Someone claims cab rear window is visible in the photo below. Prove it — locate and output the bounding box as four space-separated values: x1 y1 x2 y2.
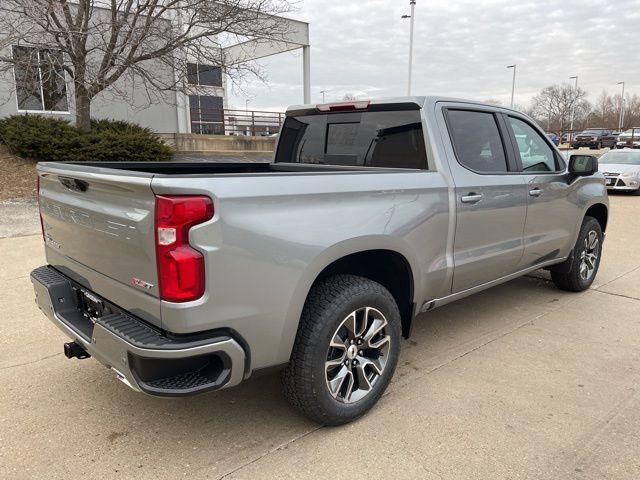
275 110 428 169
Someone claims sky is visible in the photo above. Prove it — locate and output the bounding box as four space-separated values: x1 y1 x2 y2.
227 0 640 111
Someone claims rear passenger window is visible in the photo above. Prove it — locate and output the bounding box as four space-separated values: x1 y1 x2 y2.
446 110 508 173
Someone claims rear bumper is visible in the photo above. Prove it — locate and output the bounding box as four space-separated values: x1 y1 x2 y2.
30 265 247 396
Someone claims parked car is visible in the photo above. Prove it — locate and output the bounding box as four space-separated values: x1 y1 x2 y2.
31 97 608 425
613 128 640 149
546 132 560 145
599 149 640 194
571 128 617 149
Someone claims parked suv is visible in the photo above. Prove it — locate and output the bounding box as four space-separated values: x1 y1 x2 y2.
614 128 640 149
31 97 608 425
571 128 617 149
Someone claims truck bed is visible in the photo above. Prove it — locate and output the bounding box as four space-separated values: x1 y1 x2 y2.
52 161 389 176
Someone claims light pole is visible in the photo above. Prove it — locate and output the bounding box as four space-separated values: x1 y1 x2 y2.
507 64 516 108
320 90 327 103
617 81 625 130
402 0 416 95
569 75 578 140
245 99 250 112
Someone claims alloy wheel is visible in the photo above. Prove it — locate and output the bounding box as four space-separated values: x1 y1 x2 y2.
579 230 600 281
325 307 391 404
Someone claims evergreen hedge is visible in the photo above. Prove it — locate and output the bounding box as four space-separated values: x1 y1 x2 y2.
0 115 173 162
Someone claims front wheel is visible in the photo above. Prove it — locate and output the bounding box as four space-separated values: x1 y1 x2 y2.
281 274 401 425
551 216 603 292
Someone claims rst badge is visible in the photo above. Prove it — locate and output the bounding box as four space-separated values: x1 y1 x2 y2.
131 277 154 290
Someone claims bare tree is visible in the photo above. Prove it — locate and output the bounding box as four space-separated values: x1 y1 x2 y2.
342 93 358 101
582 90 640 131
529 84 591 134
591 90 618 128
0 0 294 131
623 93 640 129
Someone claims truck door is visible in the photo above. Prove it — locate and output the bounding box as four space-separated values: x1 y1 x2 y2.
443 107 527 293
503 114 578 269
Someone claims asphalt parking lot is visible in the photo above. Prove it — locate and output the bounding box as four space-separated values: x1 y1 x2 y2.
1 193 639 480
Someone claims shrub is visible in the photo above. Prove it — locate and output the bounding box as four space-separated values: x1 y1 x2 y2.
0 115 173 162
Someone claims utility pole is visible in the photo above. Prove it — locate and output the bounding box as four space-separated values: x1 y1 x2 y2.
569 75 578 142
402 0 417 95
507 65 516 108
617 81 626 130
569 75 578 138
320 90 326 103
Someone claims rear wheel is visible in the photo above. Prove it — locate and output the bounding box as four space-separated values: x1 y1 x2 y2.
551 216 602 292
281 274 401 425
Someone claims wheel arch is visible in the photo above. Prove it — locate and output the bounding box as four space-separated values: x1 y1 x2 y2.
276 237 421 365
312 249 416 338
585 202 608 232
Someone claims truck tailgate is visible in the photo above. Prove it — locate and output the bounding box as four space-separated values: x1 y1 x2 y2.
37 163 161 326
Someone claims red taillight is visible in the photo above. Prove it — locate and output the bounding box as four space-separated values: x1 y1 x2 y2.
37 175 44 240
155 195 214 302
316 101 370 112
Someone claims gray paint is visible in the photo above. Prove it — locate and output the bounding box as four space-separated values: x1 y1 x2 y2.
34 96 609 381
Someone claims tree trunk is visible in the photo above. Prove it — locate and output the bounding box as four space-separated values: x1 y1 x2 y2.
75 88 91 132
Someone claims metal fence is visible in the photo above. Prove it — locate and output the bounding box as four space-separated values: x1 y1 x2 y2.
190 108 285 136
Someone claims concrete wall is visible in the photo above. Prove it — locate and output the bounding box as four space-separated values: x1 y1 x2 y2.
163 134 276 153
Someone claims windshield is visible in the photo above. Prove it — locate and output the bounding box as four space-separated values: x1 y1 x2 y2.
599 151 640 165
582 129 604 135
274 109 427 169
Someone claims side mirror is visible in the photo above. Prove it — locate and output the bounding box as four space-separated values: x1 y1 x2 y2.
569 154 598 176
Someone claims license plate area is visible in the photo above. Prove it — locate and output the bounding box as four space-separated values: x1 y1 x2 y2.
606 178 615 186
74 286 112 323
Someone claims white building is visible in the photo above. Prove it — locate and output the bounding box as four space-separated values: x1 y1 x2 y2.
0 10 310 135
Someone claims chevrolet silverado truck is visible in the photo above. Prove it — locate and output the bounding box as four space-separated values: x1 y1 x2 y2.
571 128 617 149
32 97 608 425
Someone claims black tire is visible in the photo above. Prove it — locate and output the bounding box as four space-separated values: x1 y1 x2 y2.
551 216 603 292
281 274 401 425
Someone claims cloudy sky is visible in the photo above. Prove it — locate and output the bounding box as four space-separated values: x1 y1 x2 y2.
228 0 639 111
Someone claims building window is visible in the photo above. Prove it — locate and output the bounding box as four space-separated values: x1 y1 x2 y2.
189 95 224 134
187 63 223 87
12 46 69 113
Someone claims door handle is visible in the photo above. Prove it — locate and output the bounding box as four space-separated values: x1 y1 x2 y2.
529 188 543 197
461 193 483 204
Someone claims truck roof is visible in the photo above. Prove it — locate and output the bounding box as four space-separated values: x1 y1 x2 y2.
286 96 525 116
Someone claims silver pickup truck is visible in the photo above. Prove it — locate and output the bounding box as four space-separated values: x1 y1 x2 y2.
31 97 608 425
